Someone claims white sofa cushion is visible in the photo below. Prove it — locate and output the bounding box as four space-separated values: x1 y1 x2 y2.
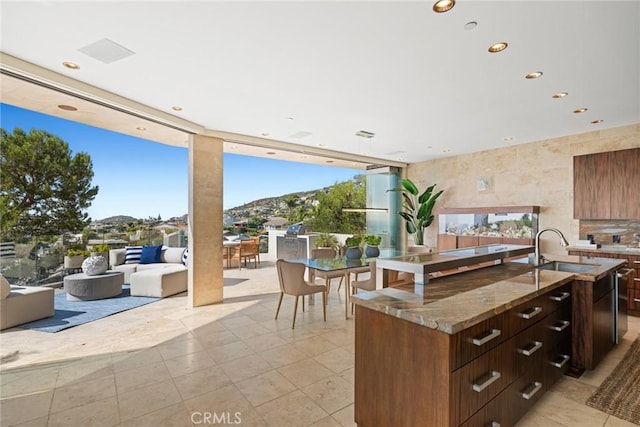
162 247 186 264
1 274 10 300
130 265 187 298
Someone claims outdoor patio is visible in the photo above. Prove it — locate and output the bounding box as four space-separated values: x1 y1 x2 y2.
1 263 638 426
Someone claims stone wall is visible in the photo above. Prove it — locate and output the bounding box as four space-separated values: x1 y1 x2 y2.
408 123 640 255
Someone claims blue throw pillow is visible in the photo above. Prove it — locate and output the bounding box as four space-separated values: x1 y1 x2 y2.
139 245 163 264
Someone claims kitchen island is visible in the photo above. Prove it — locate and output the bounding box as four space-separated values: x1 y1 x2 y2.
351 250 625 427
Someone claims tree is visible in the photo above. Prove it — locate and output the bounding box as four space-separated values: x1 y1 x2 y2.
283 195 300 223
308 179 366 234
0 128 99 239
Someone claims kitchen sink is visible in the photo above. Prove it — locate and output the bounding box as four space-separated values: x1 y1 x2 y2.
537 261 597 273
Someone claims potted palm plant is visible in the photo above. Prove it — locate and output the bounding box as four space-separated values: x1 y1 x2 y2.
315 232 340 251
389 178 444 247
364 234 382 257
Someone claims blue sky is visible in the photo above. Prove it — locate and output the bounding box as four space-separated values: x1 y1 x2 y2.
0 103 361 220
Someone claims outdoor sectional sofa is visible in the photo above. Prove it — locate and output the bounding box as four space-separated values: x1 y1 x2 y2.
1 274 54 330
109 246 188 298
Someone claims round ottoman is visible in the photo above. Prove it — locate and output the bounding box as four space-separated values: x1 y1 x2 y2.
63 271 124 301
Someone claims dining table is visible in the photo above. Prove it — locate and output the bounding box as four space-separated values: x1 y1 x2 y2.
223 240 241 268
289 256 372 320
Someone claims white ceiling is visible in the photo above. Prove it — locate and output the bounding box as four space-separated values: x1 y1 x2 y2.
1 1 639 167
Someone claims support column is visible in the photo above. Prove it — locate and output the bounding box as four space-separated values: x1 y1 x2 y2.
188 134 224 307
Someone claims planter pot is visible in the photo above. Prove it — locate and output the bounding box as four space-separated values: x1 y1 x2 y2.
365 245 380 258
345 247 362 260
82 254 108 276
64 255 85 269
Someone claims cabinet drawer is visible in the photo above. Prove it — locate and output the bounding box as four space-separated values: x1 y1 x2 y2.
546 285 572 313
629 287 640 312
512 320 548 376
508 295 549 336
452 312 509 369
452 339 516 425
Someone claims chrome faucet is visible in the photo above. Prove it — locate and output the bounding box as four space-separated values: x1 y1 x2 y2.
535 228 570 265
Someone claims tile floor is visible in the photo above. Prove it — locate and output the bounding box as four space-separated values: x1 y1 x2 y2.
1 262 638 426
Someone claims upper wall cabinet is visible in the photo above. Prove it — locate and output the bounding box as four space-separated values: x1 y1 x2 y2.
574 148 640 220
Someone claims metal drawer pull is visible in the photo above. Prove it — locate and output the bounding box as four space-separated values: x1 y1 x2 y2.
550 320 570 332
473 370 501 393
518 341 543 356
550 292 570 302
517 306 542 319
634 261 640 264
472 328 501 346
521 381 542 400
634 298 640 303
634 278 640 282
551 354 570 368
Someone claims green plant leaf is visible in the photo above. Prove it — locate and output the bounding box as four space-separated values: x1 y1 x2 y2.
400 178 419 196
418 184 436 204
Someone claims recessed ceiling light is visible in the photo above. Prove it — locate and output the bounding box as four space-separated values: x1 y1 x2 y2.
464 21 478 31
432 0 455 13
286 117 294 121
318 143 325 147
171 106 183 111
503 137 513 142
266 151 276 155
442 149 451 153
488 42 508 53
62 61 80 70
525 71 543 79
552 92 568 99
57 104 77 111
591 119 604 124
573 108 588 114
427 146 433 149
261 132 270 137
136 126 146 131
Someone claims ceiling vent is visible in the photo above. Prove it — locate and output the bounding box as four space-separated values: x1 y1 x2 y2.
355 130 375 138
78 38 135 64
289 131 312 139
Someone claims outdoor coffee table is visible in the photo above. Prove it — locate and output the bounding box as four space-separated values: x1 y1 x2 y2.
63 270 124 301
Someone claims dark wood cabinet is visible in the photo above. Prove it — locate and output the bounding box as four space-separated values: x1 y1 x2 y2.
574 151 611 219
571 274 615 373
610 148 640 219
569 250 640 316
574 148 640 219
354 283 571 426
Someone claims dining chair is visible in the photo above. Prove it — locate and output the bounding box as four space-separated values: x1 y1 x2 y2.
310 248 345 296
275 259 327 329
230 238 258 270
350 260 376 314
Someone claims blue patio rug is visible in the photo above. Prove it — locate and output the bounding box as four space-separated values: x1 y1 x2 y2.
17 285 160 333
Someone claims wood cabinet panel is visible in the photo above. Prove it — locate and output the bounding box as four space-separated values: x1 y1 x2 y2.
574 151 611 219
610 148 640 219
438 234 458 251
458 236 480 248
478 236 503 246
573 148 640 219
